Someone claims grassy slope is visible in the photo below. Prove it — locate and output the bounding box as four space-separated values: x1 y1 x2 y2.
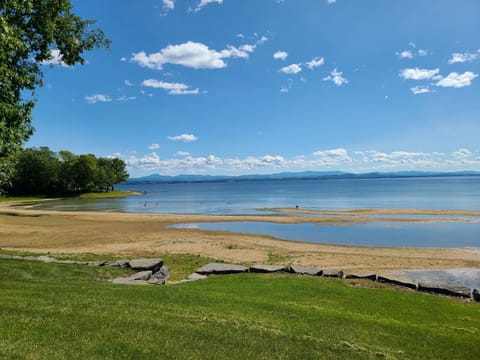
1 260 479 359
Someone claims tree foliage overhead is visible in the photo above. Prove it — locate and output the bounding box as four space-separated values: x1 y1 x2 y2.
0 0 109 190
10 147 129 195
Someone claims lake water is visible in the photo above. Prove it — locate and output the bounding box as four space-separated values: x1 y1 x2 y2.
32 176 480 248
35 176 480 214
170 221 480 248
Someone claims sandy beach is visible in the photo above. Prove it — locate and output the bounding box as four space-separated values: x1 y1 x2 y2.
1 200 480 272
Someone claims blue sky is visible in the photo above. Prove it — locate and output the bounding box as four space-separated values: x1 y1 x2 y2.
28 0 480 176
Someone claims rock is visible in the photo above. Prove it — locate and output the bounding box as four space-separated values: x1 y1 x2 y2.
170 273 208 285
345 273 377 281
250 264 289 273
418 283 472 298
36 255 57 263
23 256 37 261
196 263 248 275
111 271 153 286
152 266 170 279
112 278 150 286
322 270 344 278
186 273 208 281
105 259 131 268
0 254 14 259
290 265 322 276
147 266 170 285
129 271 153 281
473 289 480 301
87 260 106 266
128 258 163 273
377 276 417 290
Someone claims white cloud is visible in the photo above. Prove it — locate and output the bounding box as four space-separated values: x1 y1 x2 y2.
396 50 413 59
448 52 478 64
168 134 198 142
273 51 288 61
124 80 133 86
400 68 440 80
418 49 428 56
163 0 174 11
257 35 268 44
323 68 348 86
410 86 431 95
435 72 478 88
118 147 480 175
175 151 190 157
142 79 201 95
40 49 70 67
131 40 260 70
306 57 325 69
84 94 111 104
327 0 337 4
149 143 160 150
280 87 289 94
120 57 127 62
279 63 302 74
452 148 472 159
194 0 223 12
117 95 136 101
313 148 352 165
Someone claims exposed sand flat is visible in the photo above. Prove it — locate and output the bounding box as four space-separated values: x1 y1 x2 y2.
1 201 480 272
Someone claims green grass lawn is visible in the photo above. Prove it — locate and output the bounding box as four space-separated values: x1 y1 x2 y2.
1 259 479 359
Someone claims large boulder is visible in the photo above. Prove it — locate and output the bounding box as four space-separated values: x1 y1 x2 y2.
290 265 322 276
147 266 171 285
250 264 289 273
418 283 472 298
129 271 153 281
196 263 248 275
128 258 163 273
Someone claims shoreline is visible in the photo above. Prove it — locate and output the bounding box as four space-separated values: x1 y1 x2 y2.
1 200 480 272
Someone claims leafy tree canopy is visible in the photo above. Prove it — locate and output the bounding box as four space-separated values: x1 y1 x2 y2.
0 0 109 191
9 147 129 195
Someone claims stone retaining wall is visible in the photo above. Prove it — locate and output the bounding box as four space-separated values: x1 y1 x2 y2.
1 254 478 301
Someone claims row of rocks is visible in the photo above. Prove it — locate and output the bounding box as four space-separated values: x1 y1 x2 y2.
2 254 478 300
0 254 163 270
0 253 170 286
186 262 480 301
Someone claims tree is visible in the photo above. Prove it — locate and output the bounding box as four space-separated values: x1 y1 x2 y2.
0 0 109 192
11 147 60 195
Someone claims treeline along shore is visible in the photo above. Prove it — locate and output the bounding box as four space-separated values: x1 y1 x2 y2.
2 147 128 196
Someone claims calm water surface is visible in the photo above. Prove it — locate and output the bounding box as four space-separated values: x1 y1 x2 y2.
170 221 480 248
35 176 480 214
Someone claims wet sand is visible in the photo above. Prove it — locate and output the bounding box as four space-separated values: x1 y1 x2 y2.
1 201 480 272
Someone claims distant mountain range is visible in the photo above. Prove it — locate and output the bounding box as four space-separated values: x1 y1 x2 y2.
127 170 480 184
